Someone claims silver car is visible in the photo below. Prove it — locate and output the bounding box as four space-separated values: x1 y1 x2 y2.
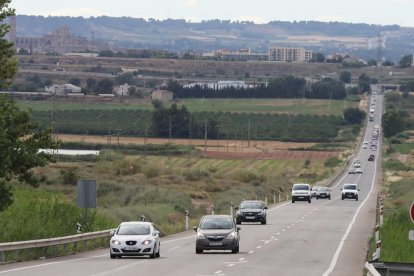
110 221 161 259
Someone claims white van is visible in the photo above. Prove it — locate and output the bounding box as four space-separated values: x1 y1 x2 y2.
291 183 311 203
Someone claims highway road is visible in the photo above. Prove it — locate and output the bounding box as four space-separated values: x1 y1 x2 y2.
0 95 383 276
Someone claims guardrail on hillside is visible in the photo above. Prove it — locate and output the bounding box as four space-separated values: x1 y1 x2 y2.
0 229 115 263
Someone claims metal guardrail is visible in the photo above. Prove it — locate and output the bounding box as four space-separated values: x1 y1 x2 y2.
365 262 382 276
0 229 115 263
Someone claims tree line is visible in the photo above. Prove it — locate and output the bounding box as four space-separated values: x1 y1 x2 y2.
169 76 347 100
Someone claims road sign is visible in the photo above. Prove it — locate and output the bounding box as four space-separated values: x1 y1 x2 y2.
411 202 414 224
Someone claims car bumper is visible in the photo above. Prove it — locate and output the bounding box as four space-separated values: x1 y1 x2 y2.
196 239 238 251
292 195 311 201
317 193 330 198
236 214 265 222
342 193 358 199
110 244 155 256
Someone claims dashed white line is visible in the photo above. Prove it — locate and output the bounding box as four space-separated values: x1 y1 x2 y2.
256 245 262 249
238 258 244 262
227 264 235 267
248 250 254 254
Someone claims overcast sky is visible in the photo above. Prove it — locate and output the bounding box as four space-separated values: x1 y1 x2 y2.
11 0 414 27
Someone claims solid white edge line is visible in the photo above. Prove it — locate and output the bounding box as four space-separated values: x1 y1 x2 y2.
322 153 377 276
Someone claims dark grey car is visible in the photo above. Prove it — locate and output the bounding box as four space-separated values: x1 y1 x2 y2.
235 200 267 225
194 215 240 254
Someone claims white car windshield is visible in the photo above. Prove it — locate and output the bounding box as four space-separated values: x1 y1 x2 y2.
343 184 357 190
117 224 150 235
293 185 309 190
239 202 262 209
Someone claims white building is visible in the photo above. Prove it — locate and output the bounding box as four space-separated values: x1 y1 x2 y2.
183 81 248 90
45 84 81 96
152 90 173 102
269 47 312 62
115 83 130 96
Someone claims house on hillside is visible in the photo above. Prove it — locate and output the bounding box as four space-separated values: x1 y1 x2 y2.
45 84 81 96
115 83 130 96
151 90 173 102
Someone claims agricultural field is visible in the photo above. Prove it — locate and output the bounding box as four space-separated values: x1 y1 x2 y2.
17 98 358 116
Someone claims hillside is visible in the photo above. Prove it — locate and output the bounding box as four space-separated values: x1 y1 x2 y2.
14 15 414 61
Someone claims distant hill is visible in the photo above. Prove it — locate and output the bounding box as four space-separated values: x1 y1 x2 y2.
14 15 414 62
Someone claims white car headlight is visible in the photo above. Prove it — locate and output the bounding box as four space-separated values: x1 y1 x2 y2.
225 232 236 240
142 240 153 245
197 232 205 239
111 240 121 245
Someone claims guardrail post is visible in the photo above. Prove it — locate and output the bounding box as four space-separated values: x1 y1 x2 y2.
0 251 5 262
278 194 281 202
286 194 289 201
380 206 384 226
230 202 234 217
185 210 190 231
74 242 78 252
265 195 268 206
273 192 276 204
14 249 19 261
376 240 381 260
211 205 215 215
375 224 380 242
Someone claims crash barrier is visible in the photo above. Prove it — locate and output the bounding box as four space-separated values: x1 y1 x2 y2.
0 229 115 263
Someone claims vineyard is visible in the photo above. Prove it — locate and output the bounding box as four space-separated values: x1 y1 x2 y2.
31 109 346 142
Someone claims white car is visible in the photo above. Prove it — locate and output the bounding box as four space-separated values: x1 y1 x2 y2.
362 142 368 149
341 183 359 201
291 183 311 203
110 221 161 259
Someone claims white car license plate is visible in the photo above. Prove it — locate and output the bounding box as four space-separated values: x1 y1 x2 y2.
209 242 222 246
125 246 138 251
246 216 255 219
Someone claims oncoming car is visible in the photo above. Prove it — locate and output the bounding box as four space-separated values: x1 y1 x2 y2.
311 186 321 198
316 186 331 200
110 221 161 259
194 215 240 254
291 183 311 203
235 200 267 225
341 183 360 201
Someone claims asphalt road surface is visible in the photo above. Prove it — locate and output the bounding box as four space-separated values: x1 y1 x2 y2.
0 95 383 276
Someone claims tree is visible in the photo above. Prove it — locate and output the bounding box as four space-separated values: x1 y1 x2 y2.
343 107 366 124
0 1 17 90
96 78 114 93
311 52 325 63
399 54 412 68
339 71 351 83
115 73 135 85
382 60 394 67
0 96 56 211
367 59 377 67
358 74 371 93
68 77 81 86
382 110 405 138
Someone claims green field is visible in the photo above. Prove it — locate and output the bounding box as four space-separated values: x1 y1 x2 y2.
17 98 357 116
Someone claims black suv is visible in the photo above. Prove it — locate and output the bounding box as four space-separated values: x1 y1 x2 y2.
235 200 267 225
368 154 375 161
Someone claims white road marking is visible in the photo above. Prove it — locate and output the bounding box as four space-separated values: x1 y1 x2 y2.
256 246 262 249
271 236 275 239
267 202 290 213
265 241 270 244
322 150 378 276
282 229 286 232
248 251 254 254
92 261 145 276
227 264 234 267
238 258 244 262
215 271 222 275
287 226 291 229
163 235 194 244
276 232 280 235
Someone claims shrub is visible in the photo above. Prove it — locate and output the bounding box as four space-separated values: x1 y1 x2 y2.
60 168 79 185
234 171 266 183
142 164 160 178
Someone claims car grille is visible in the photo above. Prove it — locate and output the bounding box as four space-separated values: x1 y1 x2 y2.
243 212 258 216
122 248 141 253
126 240 137 245
207 236 225 242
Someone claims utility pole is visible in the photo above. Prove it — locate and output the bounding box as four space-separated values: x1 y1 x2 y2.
168 114 172 143
204 119 208 152
115 128 121 152
189 116 192 145
247 119 251 147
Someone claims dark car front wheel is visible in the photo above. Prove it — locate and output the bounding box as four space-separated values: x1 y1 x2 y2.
232 245 239 254
261 219 267 225
196 248 203 254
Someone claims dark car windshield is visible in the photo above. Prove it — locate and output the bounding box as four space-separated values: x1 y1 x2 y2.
343 184 357 190
239 202 263 209
318 187 329 192
293 185 309 191
117 224 150 235
200 218 234 230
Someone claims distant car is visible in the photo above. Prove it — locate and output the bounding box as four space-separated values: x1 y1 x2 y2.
291 183 311 203
110 221 161 259
348 168 356 174
194 215 240 254
362 142 369 149
370 144 377 150
316 187 331 200
311 186 321 198
368 154 375 161
235 200 267 225
355 167 363 174
341 183 359 201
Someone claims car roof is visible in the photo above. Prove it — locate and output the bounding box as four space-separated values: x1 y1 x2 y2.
293 183 310 186
119 221 153 226
202 215 233 219
241 200 264 203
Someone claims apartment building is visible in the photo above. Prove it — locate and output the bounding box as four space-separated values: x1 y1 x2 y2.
269 47 312 62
